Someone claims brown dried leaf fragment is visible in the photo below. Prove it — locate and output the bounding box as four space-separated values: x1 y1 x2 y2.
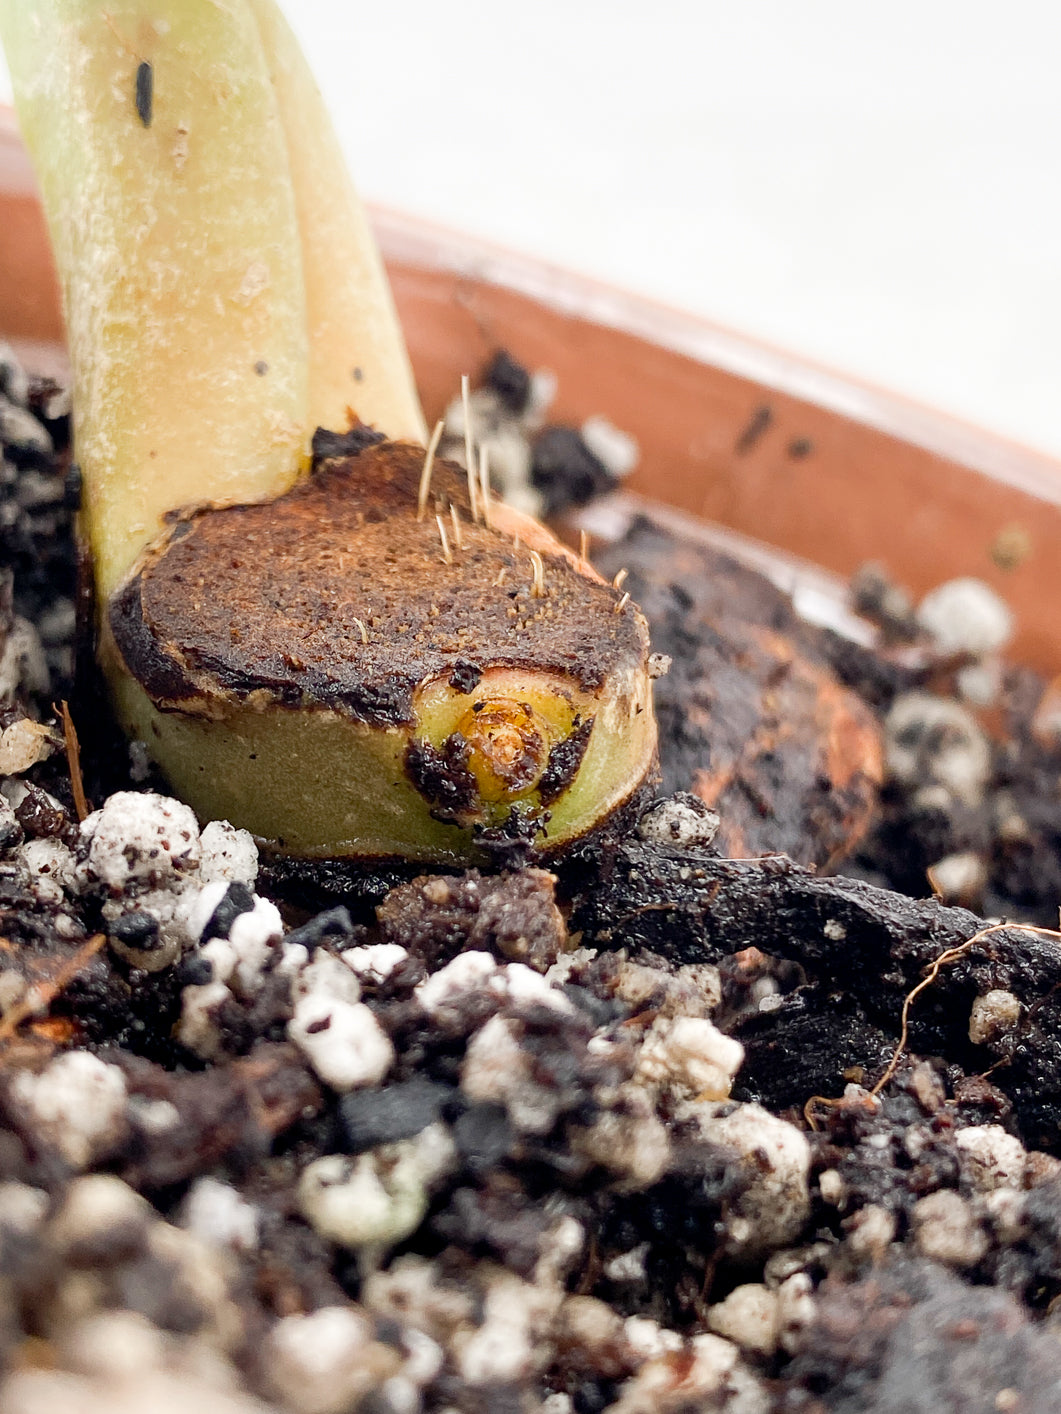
0 718 55 775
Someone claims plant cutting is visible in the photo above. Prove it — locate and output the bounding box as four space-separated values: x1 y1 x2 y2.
11 17 1061 1412
0 0 657 862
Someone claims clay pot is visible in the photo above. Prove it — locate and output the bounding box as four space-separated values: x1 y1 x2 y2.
4 105 1061 673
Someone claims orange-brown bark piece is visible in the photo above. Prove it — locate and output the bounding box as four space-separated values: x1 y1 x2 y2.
596 519 883 868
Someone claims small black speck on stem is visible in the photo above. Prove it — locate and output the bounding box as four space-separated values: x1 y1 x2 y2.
135 60 153 127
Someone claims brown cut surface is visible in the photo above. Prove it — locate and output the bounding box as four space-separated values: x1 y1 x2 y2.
110 440 648 726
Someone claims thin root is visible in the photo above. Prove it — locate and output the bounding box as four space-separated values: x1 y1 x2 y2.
461 374 478 522
436 514 453 565
57 700 90 822
804 1091 876 1131
417 418 445 521
529 550 545 598
0 934 105 1045
871 920 1061 1096
478 443 492 529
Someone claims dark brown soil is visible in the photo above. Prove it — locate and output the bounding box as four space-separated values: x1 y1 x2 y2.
5 347 1061 1413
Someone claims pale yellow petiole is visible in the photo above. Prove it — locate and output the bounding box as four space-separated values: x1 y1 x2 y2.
1 1 658 864
0 0 309 603
0 0 425 605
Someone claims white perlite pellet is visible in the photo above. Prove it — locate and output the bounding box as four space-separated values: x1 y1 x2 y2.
298 1127 455 1253
884 693 992 806
956 658 1002 707
185 881 231 943
814 1171 844 1213
493 962 573 1014
610 1332 768 1414
453 1273 545 1386
0 719 53 775
361 1253 476 1337
180 1177 260 1252
623 1316 683 1362
226 899 283 994
187 888 281 995
288 995 394 1091
604 1244 650 1284
198 820 258 886
983 1186 1027 1245
542 1396 575 1414
928 850 987 904
9 1052 127 1170
74 795 258 973
415 951 497 1015
0 1367 276 1414
293 951 361 1006
104 891 186 971
411 952 572 1019
79 792 201 891
47 1176 151 1260
342 943 408 983
262 1306 380 1414
461 1014 563 1135
637 795 720 849
0 1182 49 1235
776 1273 817 1355
127 1095 181 1135
708 1283 780 1356
572 1101 672 1189
636 1016 743 1100
911 1189 989 1268
703 1103 811 1256
177 982 234 1060
398 1327 444 1386
954 1125 1028 1192
544 946 599 990
969 989 1022 1045
277 941 310 976
580 415 639 478
537 1215 586 1286
0 396 51 454
18 838 75 907
917 577 1014 657
57 1310 166 1380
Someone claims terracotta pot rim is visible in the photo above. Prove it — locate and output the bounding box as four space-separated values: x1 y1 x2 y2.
367 200 1061 505
5 101 1060 504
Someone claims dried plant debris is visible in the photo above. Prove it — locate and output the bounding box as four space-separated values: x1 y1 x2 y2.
9 341 1061 1410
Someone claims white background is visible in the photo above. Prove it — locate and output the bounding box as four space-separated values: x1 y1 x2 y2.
4 2 1061 458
